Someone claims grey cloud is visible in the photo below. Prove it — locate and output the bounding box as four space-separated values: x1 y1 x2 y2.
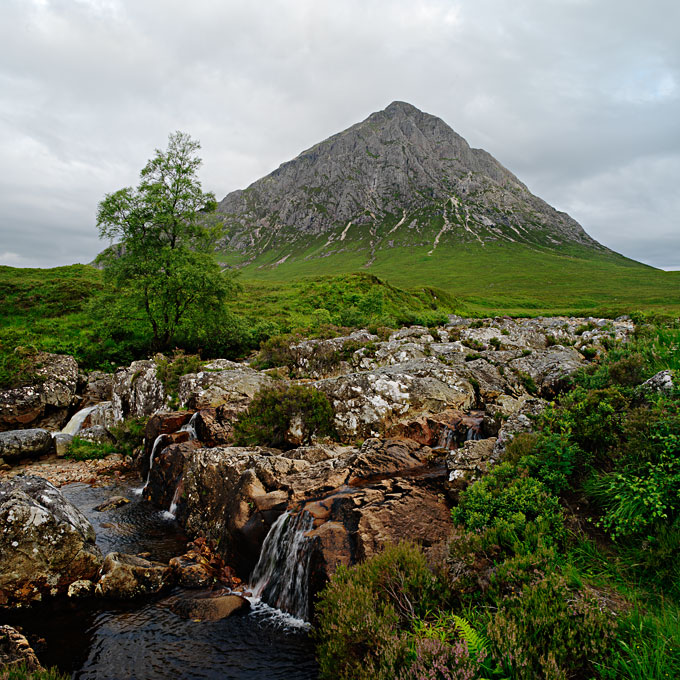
0 0 678 269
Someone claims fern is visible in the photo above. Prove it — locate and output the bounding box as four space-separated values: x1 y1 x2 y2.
452 615 509 680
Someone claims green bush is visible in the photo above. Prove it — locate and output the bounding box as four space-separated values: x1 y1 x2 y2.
451 463 564 544
488 572 614 680
155 350 202 407
233 384 336 449
108 417 146 457
314 542 446 680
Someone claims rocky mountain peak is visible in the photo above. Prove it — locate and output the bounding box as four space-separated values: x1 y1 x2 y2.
216 102 606 269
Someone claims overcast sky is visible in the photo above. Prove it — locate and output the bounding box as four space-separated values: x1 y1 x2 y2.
1 0 679 270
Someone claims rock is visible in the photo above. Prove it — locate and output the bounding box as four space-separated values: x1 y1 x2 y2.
0 352 79 432
0 475 102 606
314 359 475 440
493 398 547 459
94 496 130 512
0 428 53 464
80 371 114 407
0 625 42 672
67 579 95 598
640 370 675 394
193 405 240 447
78 425 115 445
446 437 497 485
145 440 201 511
508 346 586 398
178 367 275 410
169 537 241 589
54 432 74 457
389 410 486 448
81 400 116 430
111 360 166 423
163 591 250 621
95 552 173 599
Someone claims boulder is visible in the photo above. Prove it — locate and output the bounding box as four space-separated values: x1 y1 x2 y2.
0 428 53 464
0 352 78 431
193 405 240 447
0 475 102 606
447 437 497 486
80 371 114 407
81 400 116 430
95 552 173 599
0 625 42 672
53 432 74 457
111 360 166 423
163 591 250 621
508 346 586 398
178 366 275 410
314 359 475 440
78 425 115 445
145 440 201 510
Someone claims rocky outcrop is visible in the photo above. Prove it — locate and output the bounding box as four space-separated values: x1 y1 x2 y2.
493 398 547 459
80 371 114 407
314 359 475 440
508 346 586 398
95 552 173 599
0 475 102 606
111 360 166 423
0 428 53 464
178 366 275 410
0 353 78 432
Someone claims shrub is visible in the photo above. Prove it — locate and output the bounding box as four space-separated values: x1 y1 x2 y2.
451 463 564 543
487 572 614 680
155 350 202 408
0 664 70 680
233 384 336 449
108 416 146 457
314 542 445 680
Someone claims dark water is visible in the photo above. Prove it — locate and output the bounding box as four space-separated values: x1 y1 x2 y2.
7 480 318 680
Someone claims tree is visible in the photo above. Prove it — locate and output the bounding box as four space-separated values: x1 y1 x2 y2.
96 132 236 351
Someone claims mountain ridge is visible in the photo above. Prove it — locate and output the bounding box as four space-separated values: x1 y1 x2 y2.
216 101 607 271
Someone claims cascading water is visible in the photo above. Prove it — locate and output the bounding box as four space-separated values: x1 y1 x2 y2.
437 424 456 450
250 511 315 621
162 412 199 517
61 405 99 435
133 433 168 496
466 426 482 441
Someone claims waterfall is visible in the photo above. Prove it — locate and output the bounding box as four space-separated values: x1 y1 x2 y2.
250 511 315 621
466 426 481 441
437 424 456 450
133 434 168 496
61 405 98 435
162 412 198 516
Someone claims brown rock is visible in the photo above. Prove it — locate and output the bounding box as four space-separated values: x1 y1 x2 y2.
95 552 173 599
165 591 250 621
0 625 42 672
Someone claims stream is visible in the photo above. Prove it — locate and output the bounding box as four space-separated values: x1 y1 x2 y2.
6 480 319 680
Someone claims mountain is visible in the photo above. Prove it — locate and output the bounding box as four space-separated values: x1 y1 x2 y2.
216 101 609 274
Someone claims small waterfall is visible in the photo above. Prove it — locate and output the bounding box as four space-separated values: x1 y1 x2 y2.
466 426 482 441
250 511 315 621
133 434 168 496
162 412 198 516
61 405 98 435
437 424 456 450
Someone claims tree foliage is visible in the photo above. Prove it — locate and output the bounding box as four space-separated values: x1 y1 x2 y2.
96 131 236 350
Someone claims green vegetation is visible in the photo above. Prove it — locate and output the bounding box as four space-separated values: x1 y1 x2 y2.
233 384 336 449
0 665 69 680
315 321 680 679
64 436 117 460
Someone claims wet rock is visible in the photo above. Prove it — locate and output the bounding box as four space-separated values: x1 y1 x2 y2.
145 440 201 510
164 590 250 621
0 475 102 606
640 370 675 394
169 537 241 589
111 360 166 423
94 496 130 512
81 371 114 407
0 625 42 672
194 405 241 447
314 359 474 440
95 552 173 599
390 410 485 448
0 352 78 432
67 579 95 598
0 428 53 464
178 366 275 410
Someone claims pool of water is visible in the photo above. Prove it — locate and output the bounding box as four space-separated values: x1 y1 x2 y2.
7 479 318 680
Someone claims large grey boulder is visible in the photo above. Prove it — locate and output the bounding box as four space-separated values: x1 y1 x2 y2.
0 428 52 464
508 346 586 398
314 359 475 440
111 360 166 422
0 352 78 432
0 475 102 606
640 370 675 394
178 366 275 410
